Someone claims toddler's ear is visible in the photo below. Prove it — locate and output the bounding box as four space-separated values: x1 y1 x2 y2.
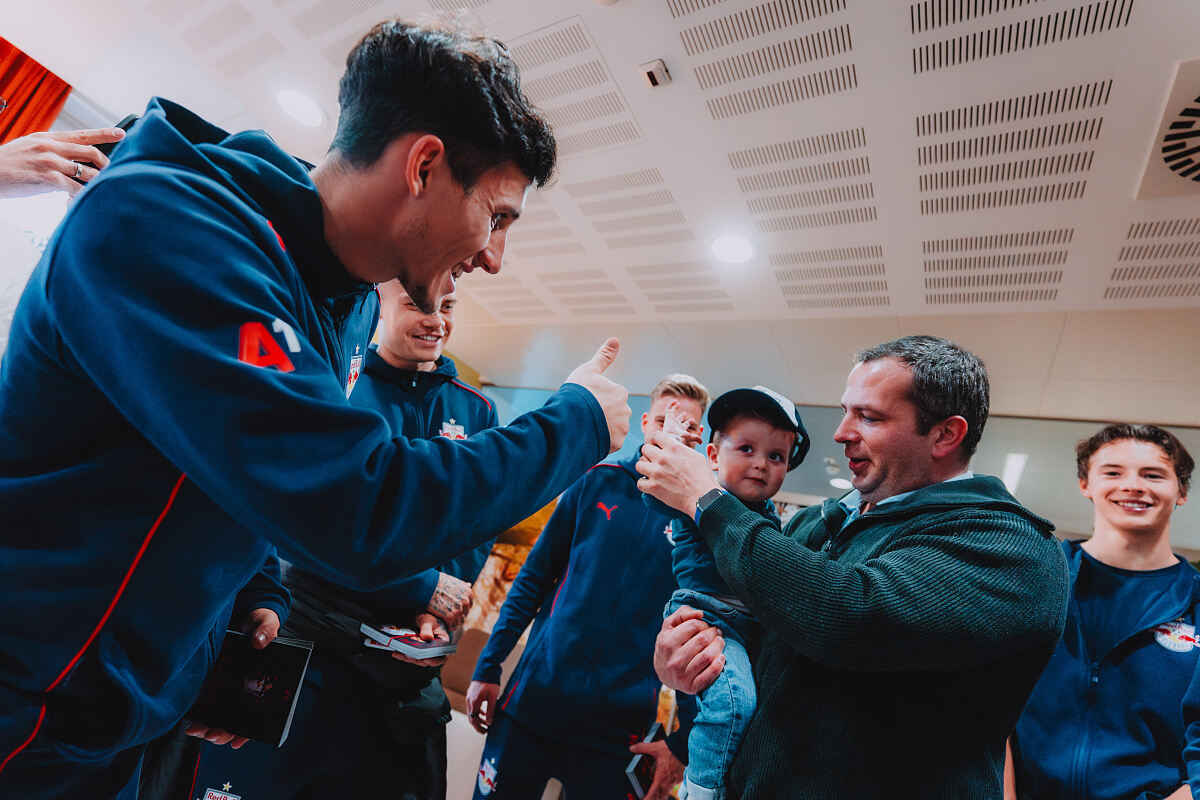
707 441 720 468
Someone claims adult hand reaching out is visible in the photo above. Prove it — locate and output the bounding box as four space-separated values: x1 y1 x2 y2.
465 680 499 734
563 338 629 454
0 127 126 198
637 430 720 518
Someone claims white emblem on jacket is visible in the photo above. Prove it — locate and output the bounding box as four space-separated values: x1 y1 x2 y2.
1153 619 1196 652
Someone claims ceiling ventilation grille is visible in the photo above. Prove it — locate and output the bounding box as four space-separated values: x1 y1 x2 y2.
292 0 384 38
183 3 255 53
911 0 1135 74
921 228 1069 304
427 0 494 9
729 128 866 169
524 62 608 104
920 181 1086 214
511 23 591 69
917 118 1103 165
694 25 852 89
679 0 847 56
909 0 1044 33
469 277 552 319
578 190 678 216
592 211 689 233
783 280 888 295
771 245 883 263
606 230 697 248
737 156 870 192
1118 242 1200 261
923 228 1072 252
564 168 664 198
518 208 561 226
565 169 692 249
925 270 1062 289
776 264 885 280
1104 217 1200 303
919 151 1094 191
916 80 1112 136
1112 264 1200 281
510 226 574 242
1127 218 1200 238
539 269 607 282
627 262 734 312
788 296 890 310
667 0 728 17
510 18 642 158
757 207 877 232
747 183 873 212
707 65 858 120
734 128 876 232
772 245 889 310
927 289 1058 304
924 250 1068 272
512 242 587 258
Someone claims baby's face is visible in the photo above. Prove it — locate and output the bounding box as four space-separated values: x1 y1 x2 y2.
708 415 794 504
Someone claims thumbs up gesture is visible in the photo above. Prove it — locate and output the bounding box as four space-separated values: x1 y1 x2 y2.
564 338 630 454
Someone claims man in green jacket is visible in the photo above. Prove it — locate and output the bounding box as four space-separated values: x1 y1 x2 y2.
637 335 1069 799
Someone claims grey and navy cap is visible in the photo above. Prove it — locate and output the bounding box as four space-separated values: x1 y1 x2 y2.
707 385 810 471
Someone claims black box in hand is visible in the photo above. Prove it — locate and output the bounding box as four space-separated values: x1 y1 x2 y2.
186 630 313 747
625 722 666 799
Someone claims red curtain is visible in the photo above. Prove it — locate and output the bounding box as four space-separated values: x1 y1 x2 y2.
0 37 70 144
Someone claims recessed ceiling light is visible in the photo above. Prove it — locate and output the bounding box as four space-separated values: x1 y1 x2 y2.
278 89 324 127
710 234 753 264
830 478 852 490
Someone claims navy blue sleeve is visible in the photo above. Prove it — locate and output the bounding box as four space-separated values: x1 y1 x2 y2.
472 477 582 685
1181 651 1200 794
48 169 609 591
232 550 291 628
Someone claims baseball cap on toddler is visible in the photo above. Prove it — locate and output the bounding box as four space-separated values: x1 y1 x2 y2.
706 386 810 471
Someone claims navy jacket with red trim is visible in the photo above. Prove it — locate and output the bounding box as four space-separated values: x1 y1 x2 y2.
0 98 609 766
289 348 502 616
472 451 695 760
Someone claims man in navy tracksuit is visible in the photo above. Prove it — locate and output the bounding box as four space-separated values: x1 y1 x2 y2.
183 282 501 800
0 20 629 800
466 375 709 800
1010 424 1198 800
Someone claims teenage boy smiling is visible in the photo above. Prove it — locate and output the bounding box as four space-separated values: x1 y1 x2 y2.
1009 424 1198 800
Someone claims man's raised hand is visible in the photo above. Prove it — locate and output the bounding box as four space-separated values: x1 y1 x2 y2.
564 337 630 454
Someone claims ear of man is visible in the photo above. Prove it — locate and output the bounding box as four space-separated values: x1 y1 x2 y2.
403 134 445 195
929 415 970 462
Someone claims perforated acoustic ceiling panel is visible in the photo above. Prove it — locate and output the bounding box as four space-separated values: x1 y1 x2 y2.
509 16 644 159
922 228 1072 305
730 128 878 236
669 0 857 122
563 167 696 251
914 73 1110 218
1105 218 1200 302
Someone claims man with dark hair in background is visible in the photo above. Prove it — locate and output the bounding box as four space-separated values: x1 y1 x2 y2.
638 335 1070 799
0 19 629 800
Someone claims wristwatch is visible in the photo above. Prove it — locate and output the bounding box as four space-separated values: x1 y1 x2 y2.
695 487 727 520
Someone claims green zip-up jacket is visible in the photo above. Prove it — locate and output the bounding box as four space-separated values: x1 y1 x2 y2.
697 475 1069 799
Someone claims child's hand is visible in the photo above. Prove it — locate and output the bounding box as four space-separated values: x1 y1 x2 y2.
661 400 702 449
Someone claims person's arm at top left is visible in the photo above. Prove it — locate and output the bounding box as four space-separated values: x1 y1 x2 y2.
0 127 125 198
43 169 627 590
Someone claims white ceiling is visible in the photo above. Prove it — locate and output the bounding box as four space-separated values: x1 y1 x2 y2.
9 0 1198 426
3 0 1199 543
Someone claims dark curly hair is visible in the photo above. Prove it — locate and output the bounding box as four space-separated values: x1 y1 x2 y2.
330 18 556 190
857 335 990 458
